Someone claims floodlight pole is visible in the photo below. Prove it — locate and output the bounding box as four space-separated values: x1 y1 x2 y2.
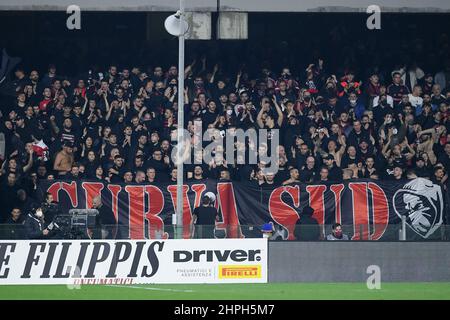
176 0 186 239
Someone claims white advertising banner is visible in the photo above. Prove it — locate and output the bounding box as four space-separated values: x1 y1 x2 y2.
0 239 268 285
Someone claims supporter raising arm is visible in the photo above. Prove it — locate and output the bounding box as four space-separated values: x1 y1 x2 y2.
273 96 284 127
400 137 416 161
416 126 444 165
22 148 34 174
256 99 269 128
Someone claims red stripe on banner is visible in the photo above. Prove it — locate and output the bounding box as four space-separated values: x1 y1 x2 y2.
144 185 167 239
124 185 145 239
269 186 300 240
349 183 370 240
330 184 345 225
61 181 78 208
191 184 207 209
81 182 104 209
107 184 121 223
190 184 207 239
368 182 389 240
216 182 242 238
47 182 61 202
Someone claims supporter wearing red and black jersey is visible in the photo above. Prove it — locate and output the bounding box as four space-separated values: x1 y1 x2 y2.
387 72 410 106
366 73 381 98
39 87 53 112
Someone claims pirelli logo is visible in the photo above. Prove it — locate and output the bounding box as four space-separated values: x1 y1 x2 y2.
219 265 262 279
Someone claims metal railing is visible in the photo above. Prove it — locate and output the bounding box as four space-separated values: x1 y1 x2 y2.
1 220 449 241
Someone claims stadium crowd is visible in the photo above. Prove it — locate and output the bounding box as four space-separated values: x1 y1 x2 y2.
1 53 450 225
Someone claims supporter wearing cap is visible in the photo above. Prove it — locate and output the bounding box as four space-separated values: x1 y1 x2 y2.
13 114 33 143
261 222 274 238
414 156 431 178
357 137 374 163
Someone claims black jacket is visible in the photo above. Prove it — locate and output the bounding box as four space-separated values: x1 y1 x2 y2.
328 165 343 182
23 214 48 239
2 216 25 239
42 202 60 222
294 215 321 241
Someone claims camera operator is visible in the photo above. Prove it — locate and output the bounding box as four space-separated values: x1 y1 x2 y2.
41 192 60 222
24 206 54 239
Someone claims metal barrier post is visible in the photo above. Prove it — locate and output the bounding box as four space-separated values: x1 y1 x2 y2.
172 213 178 239
400 215 407 241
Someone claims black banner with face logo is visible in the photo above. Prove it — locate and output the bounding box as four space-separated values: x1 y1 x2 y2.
39 178 449 240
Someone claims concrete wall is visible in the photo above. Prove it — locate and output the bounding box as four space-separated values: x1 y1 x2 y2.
0 0 216 12
268 242 450 282
221 0 450 12
1 0 450 12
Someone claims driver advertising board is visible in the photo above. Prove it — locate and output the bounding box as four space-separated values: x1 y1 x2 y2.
0 239 268 284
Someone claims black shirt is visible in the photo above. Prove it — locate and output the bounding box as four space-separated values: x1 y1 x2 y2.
294 215 321 241
193 206 218 225
98 205 116 225
328 165 343 182
299 167 317 183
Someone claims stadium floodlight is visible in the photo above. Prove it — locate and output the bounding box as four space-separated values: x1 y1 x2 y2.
165 0 187 239
164 10 189 36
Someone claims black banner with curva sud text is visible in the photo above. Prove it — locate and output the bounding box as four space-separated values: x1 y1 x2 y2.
38 178 449 240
